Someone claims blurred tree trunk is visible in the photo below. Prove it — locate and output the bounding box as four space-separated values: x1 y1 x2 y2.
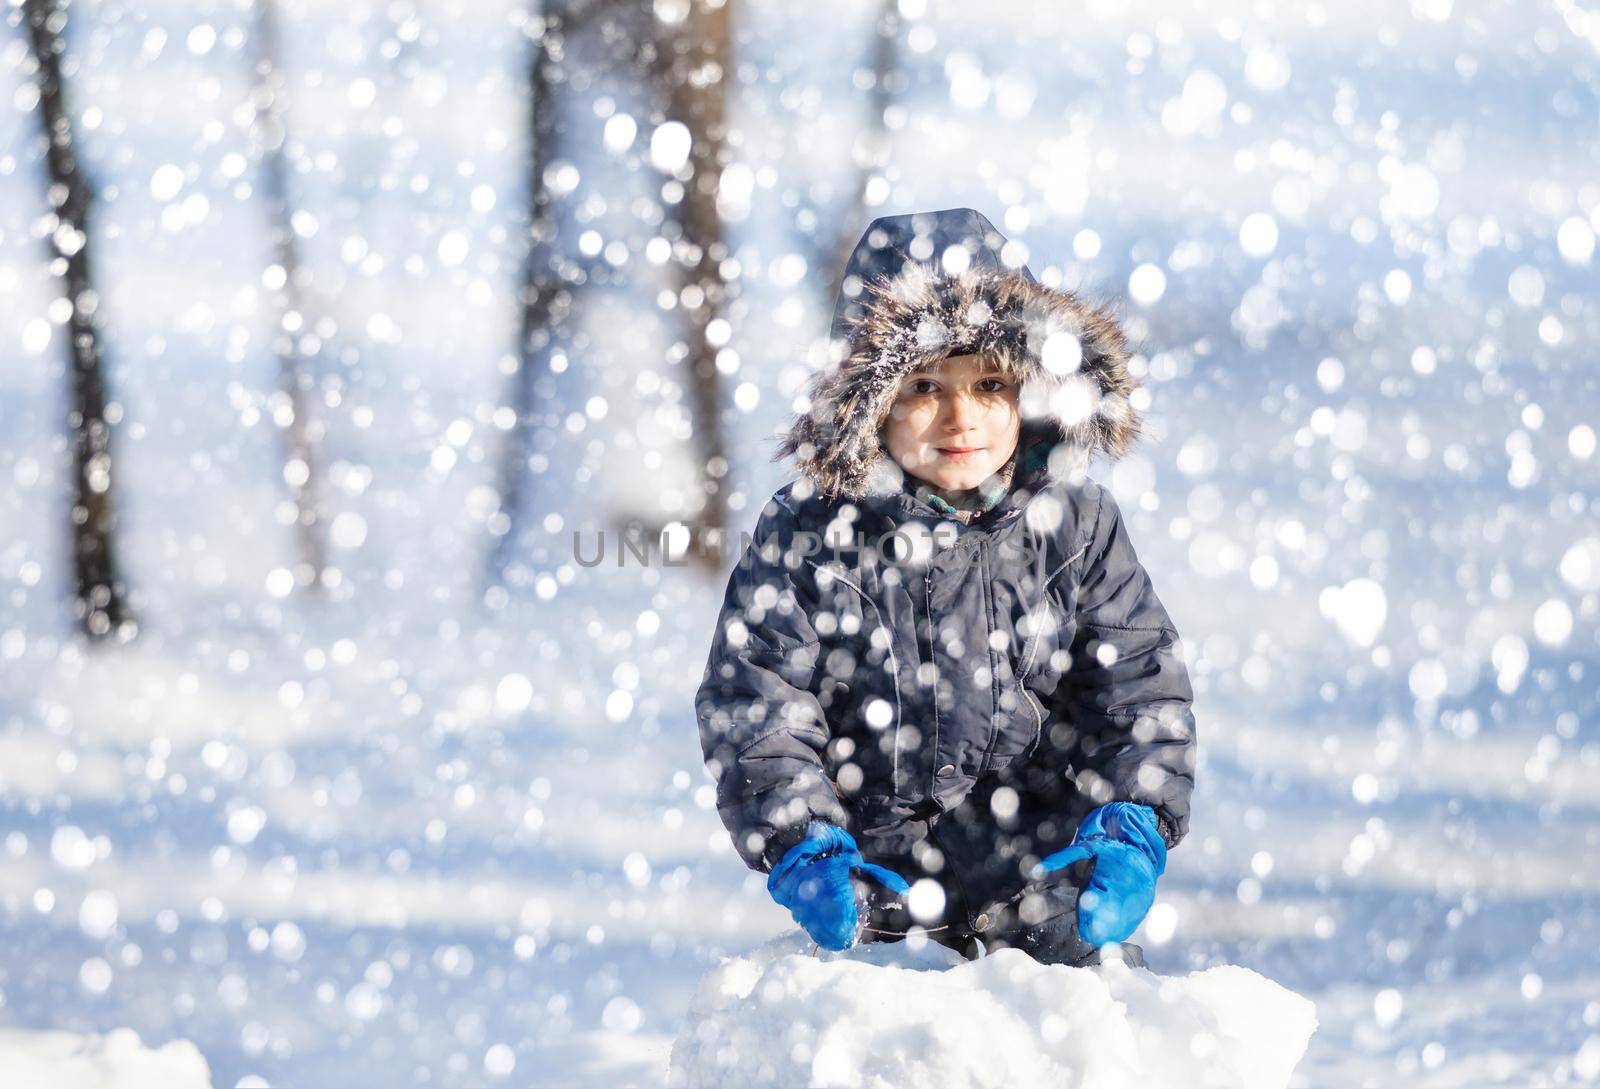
248 0 327 590
661 0 733 565
23 0 132 641
826 0 898 311
490 0 663 591
491 1 571 585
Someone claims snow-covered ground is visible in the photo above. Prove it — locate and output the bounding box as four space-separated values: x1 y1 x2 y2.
2 1 1598 1086
0 1025 212 1089
669 933 1318 1089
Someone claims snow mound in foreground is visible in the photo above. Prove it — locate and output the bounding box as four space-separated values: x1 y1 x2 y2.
669 933 1317 1089
0 1026 212 1089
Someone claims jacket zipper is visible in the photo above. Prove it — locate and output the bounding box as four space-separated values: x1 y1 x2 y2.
919 574 935 667
921 571 941 795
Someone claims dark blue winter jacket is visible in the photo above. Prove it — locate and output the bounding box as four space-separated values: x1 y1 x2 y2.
695 208 1197 931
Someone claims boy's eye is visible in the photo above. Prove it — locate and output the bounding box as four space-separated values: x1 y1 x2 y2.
904 376 1006 396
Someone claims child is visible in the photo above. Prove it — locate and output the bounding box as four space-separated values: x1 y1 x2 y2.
695 208 1196 967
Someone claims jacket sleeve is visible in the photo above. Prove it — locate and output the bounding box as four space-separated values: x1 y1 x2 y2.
694 495 849 872
1058 483 1196 848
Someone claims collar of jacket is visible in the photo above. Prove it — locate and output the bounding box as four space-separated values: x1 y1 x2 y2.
905 443 1019 525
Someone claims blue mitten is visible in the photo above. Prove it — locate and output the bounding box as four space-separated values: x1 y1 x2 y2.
767 821 911 951
1031 802 1167 946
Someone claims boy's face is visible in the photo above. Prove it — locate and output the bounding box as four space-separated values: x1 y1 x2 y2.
883 352 1021 491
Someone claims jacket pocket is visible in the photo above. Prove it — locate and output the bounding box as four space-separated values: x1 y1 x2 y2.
1009 540 1089 763
1015 541 1087 678
1019 685 1046 758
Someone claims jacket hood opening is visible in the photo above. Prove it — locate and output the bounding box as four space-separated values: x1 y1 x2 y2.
774 208 1147 507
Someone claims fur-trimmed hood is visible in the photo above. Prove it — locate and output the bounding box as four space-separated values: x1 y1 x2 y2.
775 207 1145 503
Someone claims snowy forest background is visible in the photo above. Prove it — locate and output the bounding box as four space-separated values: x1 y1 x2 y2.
2 0 1598 1085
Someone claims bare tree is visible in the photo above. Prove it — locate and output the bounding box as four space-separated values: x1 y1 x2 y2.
660 0 734 560
248 0 327 588
826 0 899 310
493 0 738 584
22 0 132 640
490 0 663 588
491 0 573 585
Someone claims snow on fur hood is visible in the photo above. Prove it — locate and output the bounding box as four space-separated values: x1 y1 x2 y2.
775 207 1147 502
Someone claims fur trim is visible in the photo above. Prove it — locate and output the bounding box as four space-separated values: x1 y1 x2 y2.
775 261 1145 501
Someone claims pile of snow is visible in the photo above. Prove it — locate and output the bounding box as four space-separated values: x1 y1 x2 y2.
669 934 1317 1089
0 1026 212 1089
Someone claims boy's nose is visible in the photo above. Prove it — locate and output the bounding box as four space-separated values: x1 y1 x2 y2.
943 392 979 430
